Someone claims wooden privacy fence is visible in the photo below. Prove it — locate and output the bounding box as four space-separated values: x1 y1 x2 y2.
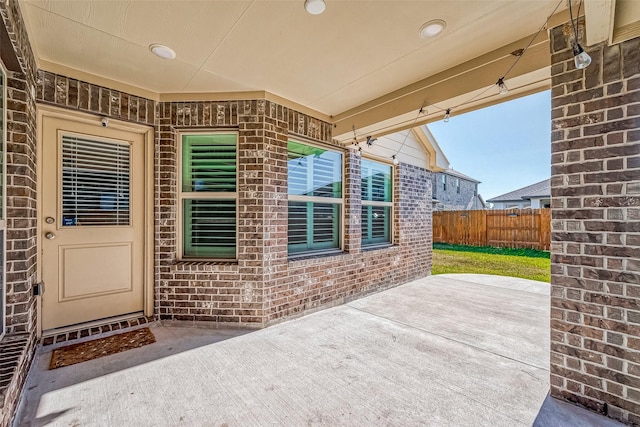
432 209 551 251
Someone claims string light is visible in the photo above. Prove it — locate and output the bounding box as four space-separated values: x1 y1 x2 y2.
572 44 591 69
348 0 565 163
366 136 376 146
496 77 509 95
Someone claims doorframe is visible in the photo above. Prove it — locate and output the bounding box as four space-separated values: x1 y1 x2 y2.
36 105 154 337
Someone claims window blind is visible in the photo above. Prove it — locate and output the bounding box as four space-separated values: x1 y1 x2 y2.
361 206 390 244
287 140 343 255
180 133 237 259
361 159 392 246
288 201 340 254
287 141 341 198
182 134 236 193
183 199 236 258
61 135 130 226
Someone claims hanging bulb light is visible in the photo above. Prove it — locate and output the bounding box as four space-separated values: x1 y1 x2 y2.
392 154 399 165
572 43 591 69
496 77 509 95
443 109 451 123
356 146 362 158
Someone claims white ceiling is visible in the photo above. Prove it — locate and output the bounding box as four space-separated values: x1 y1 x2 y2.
20 0 568 117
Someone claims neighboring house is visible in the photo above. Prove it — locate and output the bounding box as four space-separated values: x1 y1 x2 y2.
378 125 484 211
432 169 485 211
486 179 550 209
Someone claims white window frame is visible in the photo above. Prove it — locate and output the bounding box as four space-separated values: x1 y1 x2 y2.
177 130 238 261
287 139 344 257
361 157 394 248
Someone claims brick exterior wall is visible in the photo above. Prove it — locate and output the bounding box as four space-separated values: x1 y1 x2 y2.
549 19 640 425
36 71 156 126
0 0 39 425
156 100 432 326
432 172 482 211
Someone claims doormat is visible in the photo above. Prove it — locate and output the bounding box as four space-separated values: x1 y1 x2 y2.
49 327 156 370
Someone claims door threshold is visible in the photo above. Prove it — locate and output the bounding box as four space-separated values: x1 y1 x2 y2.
41 312 153 347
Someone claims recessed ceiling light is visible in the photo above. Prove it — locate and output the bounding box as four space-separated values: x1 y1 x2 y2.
304 0 326 15
419 19 446 39
149 44 176 60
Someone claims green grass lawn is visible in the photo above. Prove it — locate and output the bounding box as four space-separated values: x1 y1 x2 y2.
432 243 551 283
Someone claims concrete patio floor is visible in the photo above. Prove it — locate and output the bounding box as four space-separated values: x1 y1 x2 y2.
14 274 623 426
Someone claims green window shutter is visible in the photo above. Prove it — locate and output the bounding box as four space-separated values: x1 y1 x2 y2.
361 159 391 202
181 133 237 259
183 199 236 258
287 201 340 254
361 205 391 245
361 159 392 246
287 141 342 198
287 140 342 256
182 134 236 193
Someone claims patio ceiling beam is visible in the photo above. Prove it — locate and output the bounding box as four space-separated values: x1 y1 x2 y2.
584 0 615 45
331 29 552 144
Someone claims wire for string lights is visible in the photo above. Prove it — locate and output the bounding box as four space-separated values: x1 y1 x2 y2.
390 106 426 164
350 0 565 160
404 0 564 125
568 0 591 69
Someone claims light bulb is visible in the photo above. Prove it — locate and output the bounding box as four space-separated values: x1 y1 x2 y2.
392 155 399 165
443 109 451 123
497 78 508 95
573 43 591 69
356 147 362 158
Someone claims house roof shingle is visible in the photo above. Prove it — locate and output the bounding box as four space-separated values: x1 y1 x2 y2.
442 169 480 183
486 179 550 202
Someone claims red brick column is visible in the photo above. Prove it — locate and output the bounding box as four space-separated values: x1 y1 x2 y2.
344 149 361 254
549 19 640 424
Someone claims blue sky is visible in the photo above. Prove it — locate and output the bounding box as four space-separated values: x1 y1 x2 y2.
427 90 551 201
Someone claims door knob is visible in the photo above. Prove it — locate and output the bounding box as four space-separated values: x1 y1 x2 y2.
45 232 56 240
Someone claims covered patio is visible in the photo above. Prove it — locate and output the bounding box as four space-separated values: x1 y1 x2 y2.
15 274 620 426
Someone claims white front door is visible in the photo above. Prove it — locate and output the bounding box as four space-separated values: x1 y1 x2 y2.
41 113 147 331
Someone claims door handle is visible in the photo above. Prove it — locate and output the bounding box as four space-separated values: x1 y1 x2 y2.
45 232 56 240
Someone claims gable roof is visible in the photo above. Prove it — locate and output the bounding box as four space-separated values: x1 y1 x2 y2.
441 169 480 183
486 179 550 202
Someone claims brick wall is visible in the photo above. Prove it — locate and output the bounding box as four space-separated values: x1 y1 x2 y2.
156 99 433 326
36 71 155 126
432 172 481 211
549 19 640 424
266 161 432 324
0 0 39 425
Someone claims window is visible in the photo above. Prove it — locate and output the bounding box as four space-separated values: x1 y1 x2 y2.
287 141 342 255
361 159 392 246
61 135 130 226
179 133 237 259
442 174 446 191
456 178 461 194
